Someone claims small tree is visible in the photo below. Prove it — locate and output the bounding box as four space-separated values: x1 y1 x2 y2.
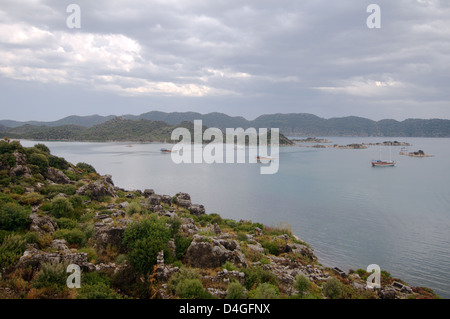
226 282 246 299
323 277 343 299
294 274 311 296
50 197 76 219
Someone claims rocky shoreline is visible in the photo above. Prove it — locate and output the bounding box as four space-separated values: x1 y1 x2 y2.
0 140 440 299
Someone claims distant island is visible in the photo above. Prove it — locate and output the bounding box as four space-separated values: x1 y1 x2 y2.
299 143 368 150
1 117 294 146
362 141 411 147
399 150 434 158
292 137 333 143
2 111 450 137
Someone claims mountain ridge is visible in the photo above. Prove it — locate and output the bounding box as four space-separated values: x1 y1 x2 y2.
2 111 450 137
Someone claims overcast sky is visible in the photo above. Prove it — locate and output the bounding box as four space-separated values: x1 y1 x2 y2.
0 0 449 122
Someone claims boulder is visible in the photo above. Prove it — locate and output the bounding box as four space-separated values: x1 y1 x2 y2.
143 189 155 198
76 181 116 199
149 194 161 206
160 195 172 205
189 204 205 216
29 213 58 235
16 241 94 271
9 165 32 178
46 167 70 184
185 236 247 268
103 175 114 186
94 225 127 258
286 243 317 262
378 289 397 299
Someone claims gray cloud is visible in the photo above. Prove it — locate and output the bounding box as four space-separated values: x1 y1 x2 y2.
0 0 449 121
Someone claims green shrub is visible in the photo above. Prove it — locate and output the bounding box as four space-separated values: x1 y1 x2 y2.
174 234 192 261
261 240 280 255
48 155 69 170
123 217 173 274
56 218 79 230
175 278 211 299
168 268 202 293
54 228 86 247
248 283 280 299
323 277 343 299
50 197 78 219
76 162 97 174
41 184 76 196
116 254 127 265
34 144 50 154
226 282 246 299
29 153 49 174
242 266 277 290
77 283 122 299
64 170 77 181
222 261 237 271
294 274 311 296
0 193 15 205
0 234 26 268
13 185 25 195
33 261 68 290
82 271 110 286
19 192 44 206
125 201 142 215
0 202 31 231
79 247 98 263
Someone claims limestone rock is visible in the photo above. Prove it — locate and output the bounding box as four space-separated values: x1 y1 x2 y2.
76 181 116 199
29 213 58 235
46 168 70 184
189 204 205 216
94 225 127 258
185 235 247 268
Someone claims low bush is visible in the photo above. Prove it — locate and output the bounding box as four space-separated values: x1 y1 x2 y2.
123 217 173 274
323 277 343 299
50 197 78 219
226 282 246 299
175 278 212 299
56 218 79 230
0 234 27 268
76 162 97 174
54 229 86 247
0 202 30 231
32 261 68 290
241 266 278 290
248 283 280 299
294 274 311 296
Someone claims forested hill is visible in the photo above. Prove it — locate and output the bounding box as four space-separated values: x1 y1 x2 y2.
2 112 450 137
2 117 294 145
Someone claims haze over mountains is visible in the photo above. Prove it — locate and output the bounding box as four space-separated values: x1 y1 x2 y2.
1 111 450 137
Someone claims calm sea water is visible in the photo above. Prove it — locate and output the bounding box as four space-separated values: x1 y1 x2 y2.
21 138 450 298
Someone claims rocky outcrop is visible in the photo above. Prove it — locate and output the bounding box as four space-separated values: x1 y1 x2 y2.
9 165 32 178
16 240 95 271
76 181 116 199
46 168 70 184
189 204 206 216
185 235 247 268
93 223 128 258
29 213 58 236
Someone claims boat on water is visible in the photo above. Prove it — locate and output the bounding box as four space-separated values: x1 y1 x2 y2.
372 143 396 167
371 160 396 167
256 156 274 163
160 148 172 153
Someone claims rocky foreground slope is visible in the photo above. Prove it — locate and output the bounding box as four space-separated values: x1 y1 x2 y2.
0 139 439 299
